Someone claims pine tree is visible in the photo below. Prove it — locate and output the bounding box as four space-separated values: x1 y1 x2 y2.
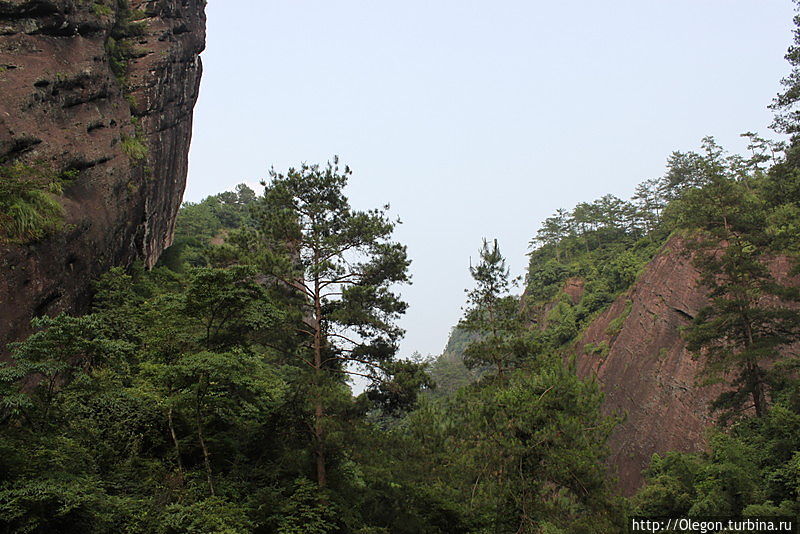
459 239 525 379
684 240 800 418
248 157 411 487
674 145 800 418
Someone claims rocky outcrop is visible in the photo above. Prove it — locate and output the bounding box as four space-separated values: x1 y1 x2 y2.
573 236 799 495
0 0 205 348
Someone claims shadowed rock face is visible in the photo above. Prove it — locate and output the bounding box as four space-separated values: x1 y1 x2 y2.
0 0 206 349
573 236 798 495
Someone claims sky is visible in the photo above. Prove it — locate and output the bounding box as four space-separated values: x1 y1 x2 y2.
186 0 796 359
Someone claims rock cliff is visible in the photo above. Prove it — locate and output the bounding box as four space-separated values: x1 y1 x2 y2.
0 0 206 348
573 236 798 495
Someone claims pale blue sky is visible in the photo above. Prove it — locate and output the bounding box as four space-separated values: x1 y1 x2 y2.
187 0 795 359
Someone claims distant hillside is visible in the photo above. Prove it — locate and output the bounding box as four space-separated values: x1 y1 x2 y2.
158 184 257 271
425 327 481 397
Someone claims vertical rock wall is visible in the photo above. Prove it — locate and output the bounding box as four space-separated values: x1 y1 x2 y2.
572 236 799 495
0 0 206 348
573 237 717 495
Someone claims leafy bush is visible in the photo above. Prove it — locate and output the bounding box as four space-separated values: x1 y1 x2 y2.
633 403 800 518
159 497 254 534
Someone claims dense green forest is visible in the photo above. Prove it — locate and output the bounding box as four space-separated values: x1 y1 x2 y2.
3 6 800 534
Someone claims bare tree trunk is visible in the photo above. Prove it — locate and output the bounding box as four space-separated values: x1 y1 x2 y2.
195 394 215 496
167 406 184 473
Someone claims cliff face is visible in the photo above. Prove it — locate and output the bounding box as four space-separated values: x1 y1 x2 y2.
573 236 798 495
0 0 206 348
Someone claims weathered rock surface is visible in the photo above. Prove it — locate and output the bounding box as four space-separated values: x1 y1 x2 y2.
0 0 206 348
573 236 798 495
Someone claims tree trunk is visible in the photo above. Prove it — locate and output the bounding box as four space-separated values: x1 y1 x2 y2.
313 276 327 488
747 360 768 417
167 406 184 473
314 400 327 488
744 317 768 417
489 304 505 380
752 379 768 418
195 394 215 496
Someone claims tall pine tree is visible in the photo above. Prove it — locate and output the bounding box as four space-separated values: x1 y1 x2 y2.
246 157 411 487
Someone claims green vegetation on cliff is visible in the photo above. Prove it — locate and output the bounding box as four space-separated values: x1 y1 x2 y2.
104 0 148 84
0 162 65 243
422 22 800 525
629 135 800 518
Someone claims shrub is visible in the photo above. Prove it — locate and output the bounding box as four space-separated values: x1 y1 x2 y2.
0 162 64 243
121 135 148 161
105 0 148 82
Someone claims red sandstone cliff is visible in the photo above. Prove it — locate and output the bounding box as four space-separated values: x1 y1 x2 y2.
0 0 206 348
573 236 798 495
